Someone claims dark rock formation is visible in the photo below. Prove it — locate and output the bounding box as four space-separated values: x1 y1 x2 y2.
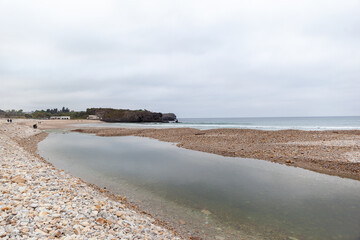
162 113 177 122
86 108 176 123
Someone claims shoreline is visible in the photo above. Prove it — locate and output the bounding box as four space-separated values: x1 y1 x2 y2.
73 127 360 181
0 120 183 239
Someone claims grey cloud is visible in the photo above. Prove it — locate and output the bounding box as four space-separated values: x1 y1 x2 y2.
0 0 359 117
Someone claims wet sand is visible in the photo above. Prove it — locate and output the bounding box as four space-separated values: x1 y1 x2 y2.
73 127 360 181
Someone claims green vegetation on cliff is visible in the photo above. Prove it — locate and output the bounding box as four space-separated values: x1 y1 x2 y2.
0 109 25 118
0 107 87 119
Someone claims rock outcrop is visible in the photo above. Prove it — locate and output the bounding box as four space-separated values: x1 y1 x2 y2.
162 113 177 122
86 108 177 123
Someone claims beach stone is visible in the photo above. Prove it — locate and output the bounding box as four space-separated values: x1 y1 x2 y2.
96 217 107 225
35 229 48 235
21 227 30 233
80 221 89 227
287 237 299 240
30 203 38 208
52 230 63 238
1 206 10 211
179 220 186 225
73 225 81 235
201 209 211 215
39 211 48 218
11 176 26 184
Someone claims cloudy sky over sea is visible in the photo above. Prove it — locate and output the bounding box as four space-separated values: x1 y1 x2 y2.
0 0 359 117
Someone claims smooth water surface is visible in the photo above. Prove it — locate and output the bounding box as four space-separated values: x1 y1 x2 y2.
76 116 360 130
39 132 360 240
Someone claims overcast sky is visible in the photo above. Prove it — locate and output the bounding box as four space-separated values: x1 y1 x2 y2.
0 0 359 117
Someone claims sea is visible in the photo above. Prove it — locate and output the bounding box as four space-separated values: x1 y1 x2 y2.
78 116 360 131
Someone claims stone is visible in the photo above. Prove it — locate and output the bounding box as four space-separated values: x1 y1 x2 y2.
21 228 30 233
11 176 26 184
61 220 68 225
35 229 48 235
39 211 48 218
287 237 299 240
30 203 38 208
96 217 107 225
1 206 10 211
80 221 89 227
179 220 186 225
73 225 81 235
201 209 211 215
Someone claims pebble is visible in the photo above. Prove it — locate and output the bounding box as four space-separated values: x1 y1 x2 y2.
39 211 48 218
30 203 38 208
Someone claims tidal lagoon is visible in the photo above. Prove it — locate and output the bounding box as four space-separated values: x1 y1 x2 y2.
39 131 360 240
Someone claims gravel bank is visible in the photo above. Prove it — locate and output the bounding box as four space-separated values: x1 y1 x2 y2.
0 121 182 240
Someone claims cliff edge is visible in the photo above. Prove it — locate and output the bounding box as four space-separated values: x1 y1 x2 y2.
86 108 177 123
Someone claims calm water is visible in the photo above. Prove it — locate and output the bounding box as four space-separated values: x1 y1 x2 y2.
39 132 360 240
76 116 360 131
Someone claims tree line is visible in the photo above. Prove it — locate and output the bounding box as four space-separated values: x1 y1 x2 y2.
0 107 88 119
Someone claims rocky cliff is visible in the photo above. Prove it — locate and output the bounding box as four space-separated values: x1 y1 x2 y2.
86 108 177 123
161 113 177 121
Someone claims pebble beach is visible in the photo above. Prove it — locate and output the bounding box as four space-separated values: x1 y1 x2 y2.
0 121 182 240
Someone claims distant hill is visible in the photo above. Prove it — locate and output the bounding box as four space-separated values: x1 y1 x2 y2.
87 108 177 123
